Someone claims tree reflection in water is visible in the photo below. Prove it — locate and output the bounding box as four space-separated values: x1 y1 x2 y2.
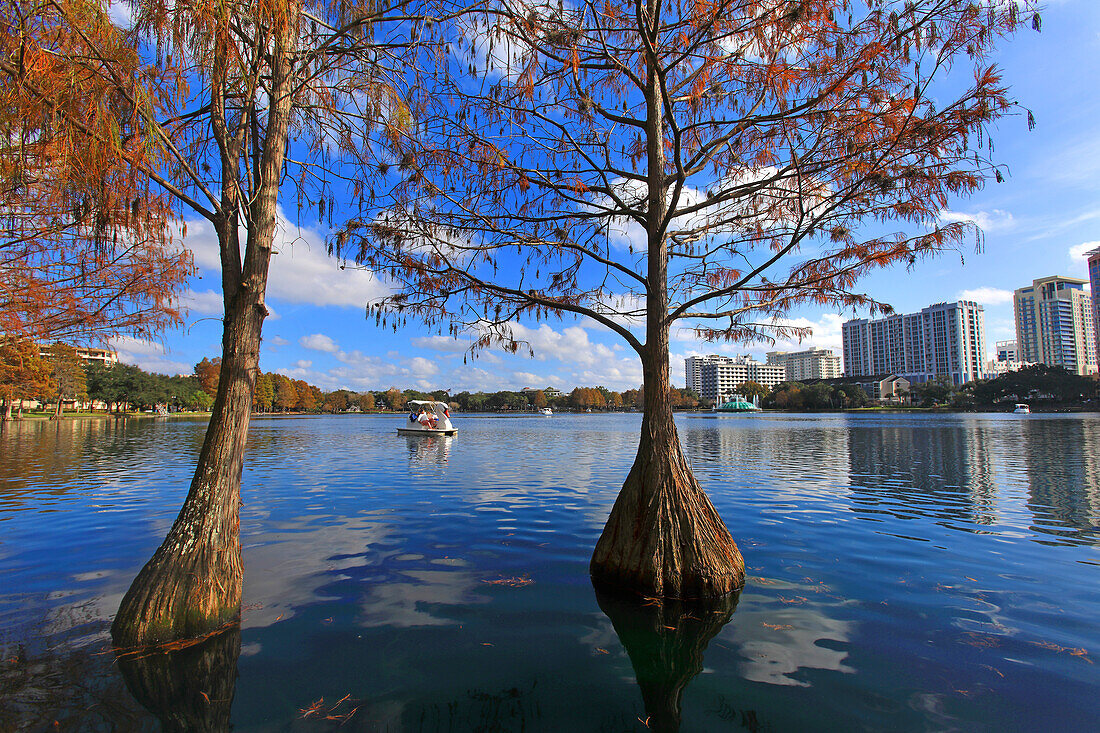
116 624 241 733
594 582 740 732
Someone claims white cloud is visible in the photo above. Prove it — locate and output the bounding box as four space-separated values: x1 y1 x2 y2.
958 287 1014 306
410 335 471 353
1069 241 1099 277
267 335 289 347
181 289 223 316
107 336 192 376
181 210 391 310
300 333 339 353
938 208 1015 232
510 323 618 366
408 356 439 376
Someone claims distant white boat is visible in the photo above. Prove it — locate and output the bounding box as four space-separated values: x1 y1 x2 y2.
398 400 458 435
541 407 552 415
1013 403 1031 414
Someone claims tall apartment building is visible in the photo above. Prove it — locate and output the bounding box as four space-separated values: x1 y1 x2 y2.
841 301 986 385
1014 275 1097 376
1088 247 1100 363
686 354 786 403
766 347 842 381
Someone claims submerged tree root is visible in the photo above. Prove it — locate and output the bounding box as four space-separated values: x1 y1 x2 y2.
591 444 744 599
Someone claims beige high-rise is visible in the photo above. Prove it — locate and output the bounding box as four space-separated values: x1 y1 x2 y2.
1014 276 1097 376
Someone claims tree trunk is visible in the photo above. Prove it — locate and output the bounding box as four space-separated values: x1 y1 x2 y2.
52 394 63 420
590 348 745 598
591 25 743 598
2 400 10 421
111 4 296 647
110 296 263 646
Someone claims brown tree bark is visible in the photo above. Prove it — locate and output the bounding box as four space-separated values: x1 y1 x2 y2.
590 345 744 598
111 5 296 647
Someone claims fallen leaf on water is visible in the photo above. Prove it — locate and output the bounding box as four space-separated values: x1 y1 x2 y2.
482 575 534 587
762 622 793 631
595 648 609 655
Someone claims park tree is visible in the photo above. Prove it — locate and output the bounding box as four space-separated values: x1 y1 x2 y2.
384 387 408 412
0 337 52 419
274 375 299 412
88 0 442 645
0 0 192 345
345 0 1041 598
45 342 87 418
530 389 548 409
358 392 376 412
736 381 769 404
253 372 274 413
193 358 221 398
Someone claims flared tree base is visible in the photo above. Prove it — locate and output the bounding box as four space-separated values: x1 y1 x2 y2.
591 442 744 599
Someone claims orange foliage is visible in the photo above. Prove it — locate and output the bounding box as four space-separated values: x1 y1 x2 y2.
0 0 191 343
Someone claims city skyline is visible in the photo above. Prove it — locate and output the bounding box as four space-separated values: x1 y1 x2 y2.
103 2 1100 394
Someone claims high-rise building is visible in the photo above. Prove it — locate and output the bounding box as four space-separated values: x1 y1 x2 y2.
1088 247 1100 363
841 301 986 385
1014 275 1097 376
995 340 1018 362
766 347 842 381
686 354 785 403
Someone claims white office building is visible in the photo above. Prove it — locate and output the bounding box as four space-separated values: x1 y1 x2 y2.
1014 276 1096 376
766 347 842 381
842 301 986 385
690 355 786 404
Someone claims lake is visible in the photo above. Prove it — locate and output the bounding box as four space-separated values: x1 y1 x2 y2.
2 412 1098 731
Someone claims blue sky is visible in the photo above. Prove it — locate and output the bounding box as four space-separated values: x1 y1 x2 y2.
109 1 1100 394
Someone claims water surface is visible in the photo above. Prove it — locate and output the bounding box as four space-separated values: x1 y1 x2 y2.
2 412 1098 730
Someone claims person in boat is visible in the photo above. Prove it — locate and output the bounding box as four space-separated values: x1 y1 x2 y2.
417 408 437 429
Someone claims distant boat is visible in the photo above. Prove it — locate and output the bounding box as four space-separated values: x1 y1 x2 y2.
715 395 761 413
541 407 553 415
1013 403 1031 414
398 400 458 435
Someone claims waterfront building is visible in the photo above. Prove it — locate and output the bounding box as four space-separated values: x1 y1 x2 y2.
804 374 911 402
996 340 1018 362
985 339 1031 378
841 301 985 385
1014 275 1097 376
695 355 786 404
766 347 842 381
1088 247 1100 363
520 386 563 399
37 344 119 366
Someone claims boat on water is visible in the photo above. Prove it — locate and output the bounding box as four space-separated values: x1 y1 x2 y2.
1013 403 1031 414
398 400 458 435
541 407 553 415
715 394 761 413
